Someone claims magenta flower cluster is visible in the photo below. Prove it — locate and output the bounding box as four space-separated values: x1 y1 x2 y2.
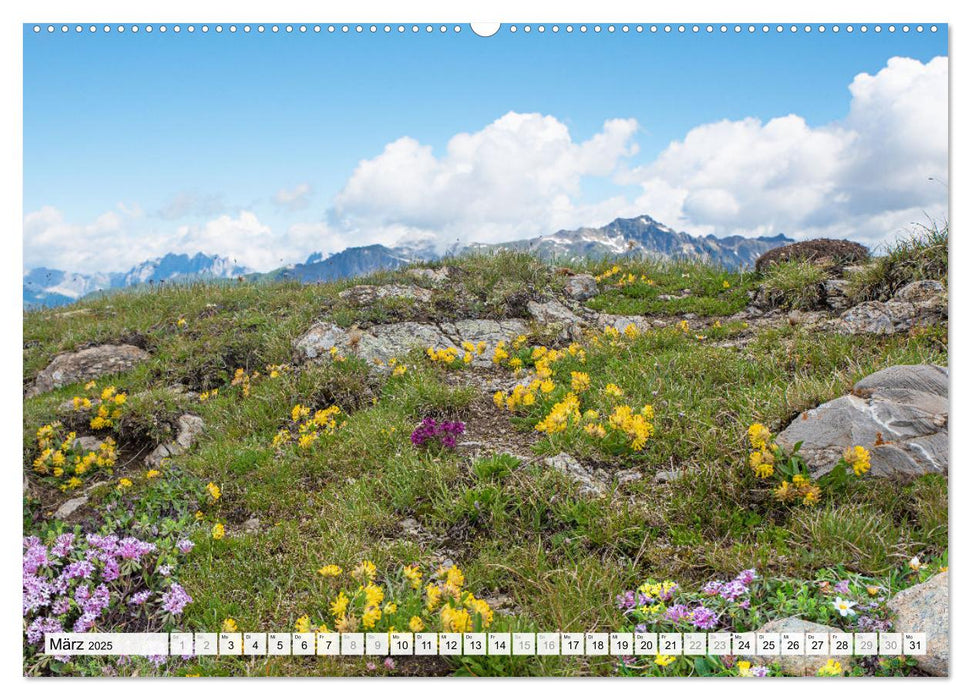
23 531 195 649
410 417 465 449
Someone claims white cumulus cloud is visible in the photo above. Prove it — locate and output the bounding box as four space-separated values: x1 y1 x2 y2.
333 111 640 247
273 183 314 211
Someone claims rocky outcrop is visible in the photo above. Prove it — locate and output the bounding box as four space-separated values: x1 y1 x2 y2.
27 344 150 397
295 318 530 367
406 267 450 284
527 299 585 341
53 496 88 520
755 238 869 273
889 571 948 676
145 414 205 468
338 284 433 305
838 280 946 335
747 616 844 676
776 365 948 477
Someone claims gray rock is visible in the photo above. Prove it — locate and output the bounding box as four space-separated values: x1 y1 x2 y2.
823 278 851 310
895 279 945 302
27 344 150 397
563 274 599 301
527 299 584 341
338 284 433 305
406 267 450 284
889 571 948 676
72 436 105 453
54 496 89 520
839 281 946 335
747 616 844 676
776 365 948 477
241 517 261 533
653 470 684 484
614 469 643 486
295 318 529 368
145 414 205 468
595 314 651 334
545 453 605 497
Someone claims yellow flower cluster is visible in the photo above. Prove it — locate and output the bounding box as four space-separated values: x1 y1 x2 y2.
747 423 777 479
198 389 218 403
594 264 622 282
33 423 117 490
71 383 128 430
774 474 822 506
535 393 582 435
303 561 493 636
231 368 257 398
272 404 344 449
607 404 655 451
428 340 486 367
388 357 408 377
816 659 843 677
843 445 871 477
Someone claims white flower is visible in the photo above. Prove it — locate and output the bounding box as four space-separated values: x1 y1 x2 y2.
833 597 857 617
908 556 923 571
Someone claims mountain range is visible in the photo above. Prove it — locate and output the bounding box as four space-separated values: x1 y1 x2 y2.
24 216 793 308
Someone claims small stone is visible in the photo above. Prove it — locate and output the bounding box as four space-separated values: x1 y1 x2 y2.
241 517 261 533
545 453 605 497
145 414 205 468
407 267 450 284
54 496 89 520
653 470 684 484
72 436 105 453
614 469 642 486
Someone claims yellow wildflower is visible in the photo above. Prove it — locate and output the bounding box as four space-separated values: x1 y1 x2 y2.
295 615 312 633
118 478 133 489
330 591 350 619
211 523 225 540
408 616 425 632
145 469 161 479
403 565 423 589
222 618 238 633
207 482 221 501
817 659 843 677
425 583 442 611
747 423 771 450
317 565 342 577
655 654 676 667
362 607 382 629
603 383 624 398
570 371 591 393
352 560 377 582
843 445 871 477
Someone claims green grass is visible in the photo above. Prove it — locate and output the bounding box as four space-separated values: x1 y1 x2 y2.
846 221 948 303
23 245 948 677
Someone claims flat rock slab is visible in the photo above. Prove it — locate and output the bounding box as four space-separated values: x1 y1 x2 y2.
563 274 599 301
338 284 433 305
889 571 948 676
776 364 948 477
747 616 844 676
27 344 150 397
295 318 530 367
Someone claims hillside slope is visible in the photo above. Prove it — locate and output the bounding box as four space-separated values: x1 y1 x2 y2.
23 231 948 677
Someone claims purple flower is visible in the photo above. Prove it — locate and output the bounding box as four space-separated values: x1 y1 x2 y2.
410 417 465 449
635 623 647 633
738 599 751 610
702 580 724 596
719 579 748 601
834 580 851 595
51 597 71 615
751 665 769 677
148 654 166 668
128 590 152 606
692 606 719 630
23 574 52 614
51 533 75 558
23 542 49 576
664 604 692 623
102 557 120 582
735 569 757 585
82 584 111 617
161 583 192 615
116 537 157 560
62 559 95 581
73 611 98 633
615 591 636 611
383 657 396 670
177 538 194 554
26 616 63 645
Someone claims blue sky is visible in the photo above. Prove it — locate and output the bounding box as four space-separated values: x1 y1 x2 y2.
23 24 948 272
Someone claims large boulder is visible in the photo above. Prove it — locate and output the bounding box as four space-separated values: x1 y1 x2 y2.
27 344 150 397
527 299 585 341
889 571 948 676
295 318 530 368
838 280 946 335
755 238 869 273
776 365 948 477
747 616 844 676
